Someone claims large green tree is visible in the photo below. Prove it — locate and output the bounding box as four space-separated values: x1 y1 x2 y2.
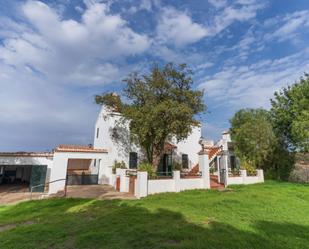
95 63 206 166
230 108 276 169
271 74 309 152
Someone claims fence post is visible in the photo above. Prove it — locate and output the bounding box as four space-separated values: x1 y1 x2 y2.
257 169 264 182
136 171 148 199
119 169 128 192
199 151 210 189
173 171 181 192
240 170 247 184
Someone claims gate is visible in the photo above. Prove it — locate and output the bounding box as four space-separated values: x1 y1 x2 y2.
129 176 136 195
66 173 98 185
29 165 47 192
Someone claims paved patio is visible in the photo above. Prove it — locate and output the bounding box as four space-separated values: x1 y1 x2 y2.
0 184 135 205
65 185 135 200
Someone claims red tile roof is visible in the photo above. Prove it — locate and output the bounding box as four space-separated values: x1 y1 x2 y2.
198 146 222 159
55 145 108 153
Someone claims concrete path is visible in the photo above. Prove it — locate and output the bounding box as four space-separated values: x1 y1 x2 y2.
0 184 135 205
65 185 135 200
0 185 41 205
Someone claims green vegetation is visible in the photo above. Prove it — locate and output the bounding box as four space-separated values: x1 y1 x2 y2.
230 108 275 169
138 162 155 178
1 182 309 249
271 74 309 152
112 160 126 174
230 74 309 180
95 63 206 167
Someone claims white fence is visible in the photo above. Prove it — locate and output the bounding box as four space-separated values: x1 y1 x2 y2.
112 153 264 198
227 169 264 186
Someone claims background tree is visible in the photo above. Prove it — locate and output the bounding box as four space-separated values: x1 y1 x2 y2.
230 108 276 169
96 63 206 167
271 74 309 152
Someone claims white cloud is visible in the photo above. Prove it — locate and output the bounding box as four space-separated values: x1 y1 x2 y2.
265 10 309 42
213 3 263 34
156 1 263 48
208 0 227 9
156 7 208 47
0 0 150 86
199 49 309 109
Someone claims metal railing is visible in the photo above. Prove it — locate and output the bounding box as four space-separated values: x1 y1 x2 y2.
180 171 202 178
30 178 67 200
149 171 173 179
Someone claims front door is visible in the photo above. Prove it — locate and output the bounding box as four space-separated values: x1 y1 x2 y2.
29 165 47 192
162 154 172 175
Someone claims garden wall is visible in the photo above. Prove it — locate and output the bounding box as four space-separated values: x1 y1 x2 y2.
227 169 264 186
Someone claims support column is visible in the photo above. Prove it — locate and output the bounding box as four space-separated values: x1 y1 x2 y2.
217 156 221 183
240 169 247 184
198 151 210 189
257 169 264 182
173 171 181 192
135 171 148 199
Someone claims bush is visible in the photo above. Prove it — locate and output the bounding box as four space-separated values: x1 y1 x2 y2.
173 161 182 171
112 160 126 174
241 160 256 176
138 163 156 178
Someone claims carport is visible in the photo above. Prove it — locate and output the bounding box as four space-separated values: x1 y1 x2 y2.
0 152 53 193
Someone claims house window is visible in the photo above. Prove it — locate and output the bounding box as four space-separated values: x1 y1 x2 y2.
129 152 138 169
96 128 100 139
182 154 189 169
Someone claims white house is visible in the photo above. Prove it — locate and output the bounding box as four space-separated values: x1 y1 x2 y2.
0 105 264 198
93 105 201 184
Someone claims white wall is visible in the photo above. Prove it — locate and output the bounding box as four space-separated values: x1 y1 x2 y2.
50 151 108 194
179 178 203 191
226 170 264 186
173 126 201 169
94 106 201 176
148 179 175 194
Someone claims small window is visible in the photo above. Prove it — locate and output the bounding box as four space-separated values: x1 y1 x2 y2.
182 154 189 169
96 128 99 139
129 152 138 169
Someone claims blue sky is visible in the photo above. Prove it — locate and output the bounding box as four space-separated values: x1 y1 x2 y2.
0 0 309 151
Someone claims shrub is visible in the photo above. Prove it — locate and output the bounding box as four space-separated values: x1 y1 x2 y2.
112 160 126 174
241 160 256 176
138 163 156 178
173 161 182 171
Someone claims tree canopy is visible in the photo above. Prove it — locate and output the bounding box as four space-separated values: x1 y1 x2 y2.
270 74 309 152
230 108 276 169
95 63 206 166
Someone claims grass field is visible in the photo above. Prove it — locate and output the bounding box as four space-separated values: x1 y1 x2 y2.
0 181 309 249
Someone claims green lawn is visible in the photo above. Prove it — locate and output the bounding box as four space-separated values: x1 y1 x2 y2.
1 181 309 249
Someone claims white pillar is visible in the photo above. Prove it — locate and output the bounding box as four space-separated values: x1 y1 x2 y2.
135 171 148 199
240 169 247 184
119 169 128 192
173 171 181 192
217 156 221 183
199 152 210 189
257 169 264 182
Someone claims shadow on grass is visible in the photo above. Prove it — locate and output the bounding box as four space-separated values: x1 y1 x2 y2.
0 198 308 249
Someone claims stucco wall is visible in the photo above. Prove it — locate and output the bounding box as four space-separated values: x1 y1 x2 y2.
148 179 175 194
179 178 203 191
94 106 201 179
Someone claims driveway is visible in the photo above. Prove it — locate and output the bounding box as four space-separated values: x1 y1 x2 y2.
65 185 135 200
0 184 135 205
